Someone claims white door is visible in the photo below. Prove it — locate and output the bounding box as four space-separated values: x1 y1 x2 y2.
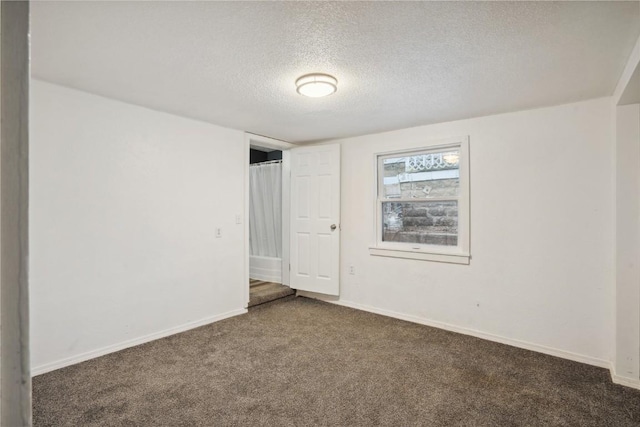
290 144 340 295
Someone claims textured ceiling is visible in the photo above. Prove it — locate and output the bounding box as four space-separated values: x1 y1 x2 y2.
31 1 640 143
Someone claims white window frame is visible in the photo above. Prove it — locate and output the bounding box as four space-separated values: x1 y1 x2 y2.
369 136 470 264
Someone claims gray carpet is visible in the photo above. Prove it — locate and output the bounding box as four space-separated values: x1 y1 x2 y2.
33 297 640 426
248 279 295 308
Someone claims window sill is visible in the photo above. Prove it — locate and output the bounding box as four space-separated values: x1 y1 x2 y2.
369 247 470 265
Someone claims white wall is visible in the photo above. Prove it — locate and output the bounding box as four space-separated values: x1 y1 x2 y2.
325 98 615 365
615 103 640 384
29 78 621 378
30 80 246 373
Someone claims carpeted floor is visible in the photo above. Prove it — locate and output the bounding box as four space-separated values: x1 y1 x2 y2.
33 296 640 426
248 279 295 308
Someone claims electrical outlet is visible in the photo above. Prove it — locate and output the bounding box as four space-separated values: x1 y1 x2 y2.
235 215 242 224
215 228 222 238
349 265 355 275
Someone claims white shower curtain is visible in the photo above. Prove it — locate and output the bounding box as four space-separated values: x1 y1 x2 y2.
249 161 282 258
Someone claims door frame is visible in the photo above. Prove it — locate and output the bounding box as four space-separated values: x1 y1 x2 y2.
244 133 296 307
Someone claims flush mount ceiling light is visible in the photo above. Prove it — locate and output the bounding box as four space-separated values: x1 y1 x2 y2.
295 73 338 98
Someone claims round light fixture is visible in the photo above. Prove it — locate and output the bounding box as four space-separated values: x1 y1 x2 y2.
295 73 338 98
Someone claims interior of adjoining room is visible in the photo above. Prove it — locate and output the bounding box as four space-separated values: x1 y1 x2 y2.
1 1 640 426
248 145 295 307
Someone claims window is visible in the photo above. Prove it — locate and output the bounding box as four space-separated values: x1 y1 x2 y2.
369 136 470 264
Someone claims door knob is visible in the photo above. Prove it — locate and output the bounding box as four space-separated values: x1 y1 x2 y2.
330 224 337 231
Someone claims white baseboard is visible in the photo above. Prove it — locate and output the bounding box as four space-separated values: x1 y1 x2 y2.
297 291 611 370
249 271 282 283
31 308 247 376
611 371 640 390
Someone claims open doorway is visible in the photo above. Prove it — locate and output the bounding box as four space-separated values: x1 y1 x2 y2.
244 134 296 308
248 146 293 306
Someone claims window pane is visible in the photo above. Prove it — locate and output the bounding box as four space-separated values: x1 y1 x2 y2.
382 150 459 199
382 201 458 246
